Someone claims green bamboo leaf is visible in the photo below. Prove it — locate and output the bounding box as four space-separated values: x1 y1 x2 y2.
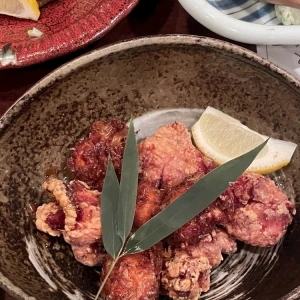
117 118 139 243
123 139 269 254
101 158 122 259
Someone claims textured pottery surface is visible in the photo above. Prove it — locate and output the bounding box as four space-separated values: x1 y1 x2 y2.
0 36 300 300
0 0 138 69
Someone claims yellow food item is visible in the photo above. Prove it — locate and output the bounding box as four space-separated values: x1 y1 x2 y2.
192 106 297 174
0 0 40 21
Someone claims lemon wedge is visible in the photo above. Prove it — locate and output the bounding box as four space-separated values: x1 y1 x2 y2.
192 106 297 174
0 0 40 21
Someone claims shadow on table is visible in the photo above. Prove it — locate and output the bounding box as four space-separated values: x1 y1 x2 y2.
128 0 176 35
0 288 14 300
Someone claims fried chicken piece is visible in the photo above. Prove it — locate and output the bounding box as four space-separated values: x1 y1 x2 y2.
162 174 224 245
163 170 294 247
63 201 101 246
134 180 162 228
71 180 100 206
139 122 215 189
110 127 128 173
161 229 236 300
219 172 295 247
161 250 211 300
67 120 127 191
42 178 77 231
186 228 237 268
36 179 103 266
36 202 64 237
101 248 163 300
211 228 237 254
71 243 105 267
140 122 294 248
63 181 103 266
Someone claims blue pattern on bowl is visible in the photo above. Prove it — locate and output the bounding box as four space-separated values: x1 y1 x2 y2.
207 0 281 25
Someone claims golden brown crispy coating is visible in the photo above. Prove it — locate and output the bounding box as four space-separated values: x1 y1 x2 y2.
209 228 237 255
67 120 127 191
42 178 77 231
161 229 236 300
161 250 211 300
162 175 224 245
35 120 295 300
36 179 103 266
67 181 103 266
219 172 295 247
139 122 215 189
63 181 102 265
71 180 100 206
35 202 63 237
134 180 162 228
63 202 101 246
71 243 105 267
163 170 294 248
101 249 162 300
186 228 237 268
110 127 128 173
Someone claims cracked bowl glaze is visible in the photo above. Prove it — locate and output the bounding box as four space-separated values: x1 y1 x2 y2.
1 35 300 300
0 0 138 69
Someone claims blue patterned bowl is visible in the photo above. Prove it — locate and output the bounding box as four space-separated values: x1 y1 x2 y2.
179 0 300 44
208 0 280 25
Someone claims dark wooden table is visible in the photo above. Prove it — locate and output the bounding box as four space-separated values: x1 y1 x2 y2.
0 0 256 299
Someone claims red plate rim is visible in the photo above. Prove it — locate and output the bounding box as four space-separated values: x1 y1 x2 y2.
0 0 139 69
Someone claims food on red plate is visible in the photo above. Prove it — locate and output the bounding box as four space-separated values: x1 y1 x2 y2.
0 0 57 21
35 118 295 300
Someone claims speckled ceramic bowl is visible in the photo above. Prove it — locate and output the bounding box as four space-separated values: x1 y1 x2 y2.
0 35 300 300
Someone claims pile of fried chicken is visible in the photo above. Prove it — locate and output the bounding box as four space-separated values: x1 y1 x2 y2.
36 120 295 300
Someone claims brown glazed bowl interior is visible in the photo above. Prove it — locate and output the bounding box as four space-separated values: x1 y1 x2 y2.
0 35 300 300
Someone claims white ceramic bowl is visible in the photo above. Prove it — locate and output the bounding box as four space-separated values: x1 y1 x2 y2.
179 0 300 44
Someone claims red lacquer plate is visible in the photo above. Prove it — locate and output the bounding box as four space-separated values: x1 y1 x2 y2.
0 0 138 69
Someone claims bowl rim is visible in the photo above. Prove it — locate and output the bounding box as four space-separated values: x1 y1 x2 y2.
1 34 300 300
179 0 300 45
1 34 300 135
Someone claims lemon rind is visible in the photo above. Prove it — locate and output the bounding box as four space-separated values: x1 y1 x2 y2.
192 107 297 174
